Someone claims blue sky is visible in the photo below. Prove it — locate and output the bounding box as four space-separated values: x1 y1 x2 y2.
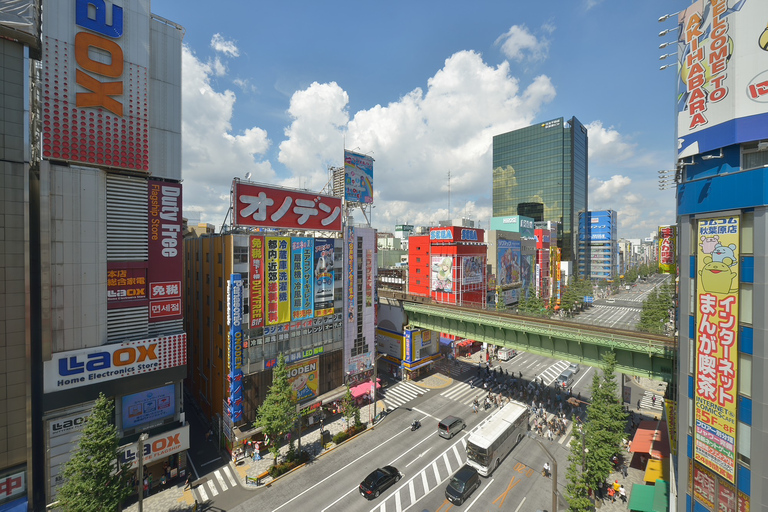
152 0 687 239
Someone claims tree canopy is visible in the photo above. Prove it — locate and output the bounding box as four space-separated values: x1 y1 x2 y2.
254 353 298 465
56 393 131 512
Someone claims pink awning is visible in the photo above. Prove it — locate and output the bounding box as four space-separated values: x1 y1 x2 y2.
350 380 381 398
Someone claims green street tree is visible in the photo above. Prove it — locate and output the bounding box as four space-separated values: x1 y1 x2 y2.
254 353 298 466
340 385 361 430
583 352 628 493
56 393 131 512
565 425 593 512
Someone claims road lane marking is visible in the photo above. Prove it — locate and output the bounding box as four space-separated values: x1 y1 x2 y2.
206 479 218 496
395 488 402 512
222 465 238 487
421 471 429 493
513 497 527 512
320 486 359 512
465 477 494 511
405 447 433 468
452 445 463 467
442 453 452 474
411 407 437 420
432 462 440 483
196 484 208 502
273 426 415 512
215 469 228 491
409 480 416 504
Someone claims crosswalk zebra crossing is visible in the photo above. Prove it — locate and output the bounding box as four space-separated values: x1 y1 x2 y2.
593 304 642 312
380 382 429 411
639 390 664 412
192 465 239 502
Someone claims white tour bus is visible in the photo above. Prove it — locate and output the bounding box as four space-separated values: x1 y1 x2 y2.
465 401 529 476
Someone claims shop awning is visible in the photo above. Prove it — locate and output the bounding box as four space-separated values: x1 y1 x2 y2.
652 480 670 512
456 339 474 347
404 359 434 372
628 483 656 512
439 336 455 346
651 420 671 459
643 459 664 484
630 420 661 455
350 380 381 398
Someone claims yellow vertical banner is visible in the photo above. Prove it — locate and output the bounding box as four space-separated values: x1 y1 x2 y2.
266 236 291 325
694 216 739 483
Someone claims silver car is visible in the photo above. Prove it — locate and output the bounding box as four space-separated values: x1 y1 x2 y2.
567 363 580 374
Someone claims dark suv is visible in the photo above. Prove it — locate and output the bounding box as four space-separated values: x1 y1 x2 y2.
445 464 481 505
359 466 401 499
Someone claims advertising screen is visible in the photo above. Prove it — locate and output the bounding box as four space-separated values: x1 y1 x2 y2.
677 0 768 157
313 238 335 316
121 384 175 430
266 237 291 325
232 182 343 231
287 358 319 402
344 150 374 204
41 0 151 171
694 216 739 482
291 237 314 321
462 256 484 285
431 256 454 292
498 239 521 286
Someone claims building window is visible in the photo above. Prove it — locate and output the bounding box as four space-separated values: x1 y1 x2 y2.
741 141 768 172
218 300 223 312
739 353 751 398
739 284 752 325
737 421 750 466
234 245 248 264
740 211 754 254
218 253 222 264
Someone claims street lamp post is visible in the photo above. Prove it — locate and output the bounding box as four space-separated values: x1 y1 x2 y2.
527 432 560 512
137 433 149 512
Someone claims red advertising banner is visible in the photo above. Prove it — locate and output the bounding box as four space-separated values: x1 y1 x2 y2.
232 181 343 231
250 236 265 328
148 180 183 322
107 262 148 309
718 479 737 512
693 465 716 511
738 490 750 512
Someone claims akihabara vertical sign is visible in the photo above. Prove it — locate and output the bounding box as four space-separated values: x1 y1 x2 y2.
266 237 291 325
148 181 182 322
227 274 244 422
250 236 264 328
42 0 150 171
313 238 335 317
658 226 677 274
291 237 314 321
677 0 768 158
695 216 739 483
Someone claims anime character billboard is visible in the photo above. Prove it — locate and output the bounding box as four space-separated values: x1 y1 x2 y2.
431 256 454 293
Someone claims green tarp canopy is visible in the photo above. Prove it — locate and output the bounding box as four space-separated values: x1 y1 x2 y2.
628 484 656 512
629 480 670 512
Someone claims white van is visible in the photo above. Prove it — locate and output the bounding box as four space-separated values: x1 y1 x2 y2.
498 348 517 361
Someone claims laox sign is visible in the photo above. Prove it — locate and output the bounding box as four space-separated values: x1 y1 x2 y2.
75 0 126 116
59 344 157 375
120 426 189 468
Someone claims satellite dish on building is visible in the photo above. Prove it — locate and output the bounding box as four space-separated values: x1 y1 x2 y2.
244 172 251 181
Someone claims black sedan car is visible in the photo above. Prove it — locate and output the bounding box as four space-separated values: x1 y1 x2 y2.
359 466 401 499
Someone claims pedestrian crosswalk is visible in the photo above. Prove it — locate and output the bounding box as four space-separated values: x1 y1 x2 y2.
433 358 468 377
639 390 664 412
192 465 238 502
593 304 642 312
380 381 429 411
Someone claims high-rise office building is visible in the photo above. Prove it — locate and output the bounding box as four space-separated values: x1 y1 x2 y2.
578 210 618 281
492 116 588 265
673 3 768 510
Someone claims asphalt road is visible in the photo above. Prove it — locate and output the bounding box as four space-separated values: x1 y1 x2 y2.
229 352 597 512
565 274 672 331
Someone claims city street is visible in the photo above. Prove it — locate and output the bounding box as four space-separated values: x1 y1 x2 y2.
566 274 672 331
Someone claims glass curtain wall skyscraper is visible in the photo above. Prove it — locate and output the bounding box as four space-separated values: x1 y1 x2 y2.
492 117 588 264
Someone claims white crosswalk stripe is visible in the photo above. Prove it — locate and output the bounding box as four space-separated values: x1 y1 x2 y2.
640 390 663 411
380 382 428 411
593 304 643 311
193 466 238 503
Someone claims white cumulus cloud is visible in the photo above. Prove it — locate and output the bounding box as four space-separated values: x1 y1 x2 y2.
210 33 239 57
495 25 551 62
